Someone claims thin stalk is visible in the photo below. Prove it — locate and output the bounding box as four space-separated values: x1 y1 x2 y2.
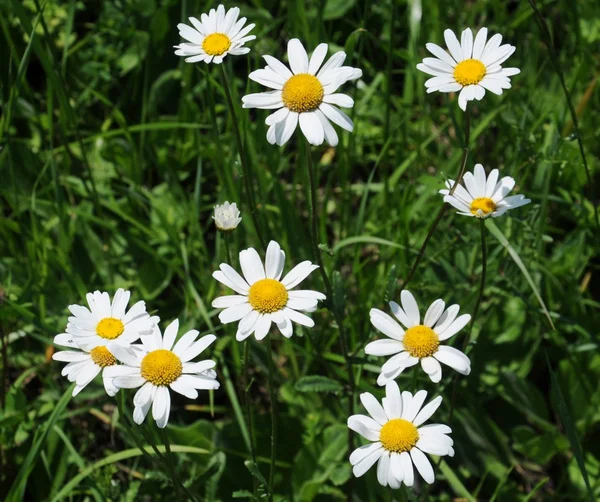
305 140 355 501
244 340 258 495
403 108 471 287
116 393 158 466
463 219 487 351
528 0 599 233
218 64 266 250
411 366 418 393
159 426 182 497
266 338 277 501
383 1 396 140
1 321 7 411
159 426 198 502
447 218 487 424
223 232 233 264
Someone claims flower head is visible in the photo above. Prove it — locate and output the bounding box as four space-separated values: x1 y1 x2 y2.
348 381 454 488
174 5 255 64
52 333 142 397
213 201 242 231
366 291 471 384
417 27 520 111
212 240 325 341
64 289 157 351
440 163 530 219
106 319 219 428
242 39 362 146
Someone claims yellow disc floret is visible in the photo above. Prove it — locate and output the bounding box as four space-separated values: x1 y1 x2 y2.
470 197 496 216
403 325 439 358
96 317 125 340
141 349 183 386
281 74 324 113
90 346 117 367
248 279 288 314
202 33 231 56
453 59 486 86
380 419 420 453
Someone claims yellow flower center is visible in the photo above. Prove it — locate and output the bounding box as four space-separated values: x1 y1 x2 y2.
202 33 231 56
453 59 486 86
248 279 288 314
403 325 439 358
470 197 496 216
380 419 420 453
90 346 117 368
141 349 183 386
281 74 324 113
96 317 125 340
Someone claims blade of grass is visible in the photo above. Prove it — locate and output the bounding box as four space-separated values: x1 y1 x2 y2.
50 445 209 502
546 352 594 502
439 460 476 502
6 384 74 502
486 220 555 330
527 0 600 234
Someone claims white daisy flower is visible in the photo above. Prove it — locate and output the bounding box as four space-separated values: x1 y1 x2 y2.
348 381 454 488
440 163 531 219
174 5 255 64
366 291 471 384
212 240 326 341
417 27 520 111
105 319 220 429
52 333 141 397
213 201 242 231
241 38 362 146
64 289 157 352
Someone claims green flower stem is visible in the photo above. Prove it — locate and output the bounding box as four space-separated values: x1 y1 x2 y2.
159 426 198 502
464 218 488 351
266 337 277 501
117 392 159 466
223 231 233 264
305 139 355 502
403 107 471 287
447 218 488 425
218 64 266 250
528 0 599 234
244 340 258 495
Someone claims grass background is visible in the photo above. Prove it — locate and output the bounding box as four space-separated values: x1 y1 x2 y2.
1 0 600 500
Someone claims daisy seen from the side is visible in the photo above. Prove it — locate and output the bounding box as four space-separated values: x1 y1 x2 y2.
64 288 157 352
242 38 362 146
106 319 219 428
52 332 136 397
417 27 520 111
213 201 242 231
366 290 471 384
348 381 454 488
440 163 531 219
212 240 325 341
174 5 255 64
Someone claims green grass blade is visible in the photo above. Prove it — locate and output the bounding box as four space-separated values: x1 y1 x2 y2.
546 353 595 502
50 444 209 502
439 460 476 502
486 220 555 330
6 384 74 502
